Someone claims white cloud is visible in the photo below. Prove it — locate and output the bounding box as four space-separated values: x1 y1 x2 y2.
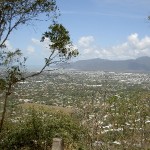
78 36 95 47
5 41 13 51
128 33 139 44
77 33 150 60
78 36 101 59
25 34 150 61
31 38 51 53
31 38 41 45
27 46 35 54
61 10 145 19
2 40 15 52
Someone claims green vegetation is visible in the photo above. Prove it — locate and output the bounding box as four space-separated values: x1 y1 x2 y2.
0 71 150 149
0 108 88 150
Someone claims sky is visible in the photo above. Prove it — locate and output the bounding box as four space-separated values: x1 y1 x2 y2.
6 0 150 66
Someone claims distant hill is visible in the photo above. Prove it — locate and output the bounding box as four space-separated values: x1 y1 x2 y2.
63 56 150 72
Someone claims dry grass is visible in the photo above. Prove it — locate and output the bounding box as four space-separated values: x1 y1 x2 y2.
18 103 74 115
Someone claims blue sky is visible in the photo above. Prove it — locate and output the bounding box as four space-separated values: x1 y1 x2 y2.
7 0 150 66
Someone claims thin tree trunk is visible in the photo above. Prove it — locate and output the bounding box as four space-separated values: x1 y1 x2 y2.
0 84 11 133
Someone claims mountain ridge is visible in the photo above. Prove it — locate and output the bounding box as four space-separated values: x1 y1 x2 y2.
63 56 150 72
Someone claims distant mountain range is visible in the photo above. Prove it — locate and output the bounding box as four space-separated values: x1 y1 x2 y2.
63 56 150 72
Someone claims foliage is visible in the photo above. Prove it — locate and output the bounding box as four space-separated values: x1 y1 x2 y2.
81 91 150 150
41 24 79 61
0 0 58 48
0 108 88 150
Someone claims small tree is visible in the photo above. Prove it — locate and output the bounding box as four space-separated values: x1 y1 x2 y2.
0 0 78 132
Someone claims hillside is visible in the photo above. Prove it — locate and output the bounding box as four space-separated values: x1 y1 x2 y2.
64 56 150 72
